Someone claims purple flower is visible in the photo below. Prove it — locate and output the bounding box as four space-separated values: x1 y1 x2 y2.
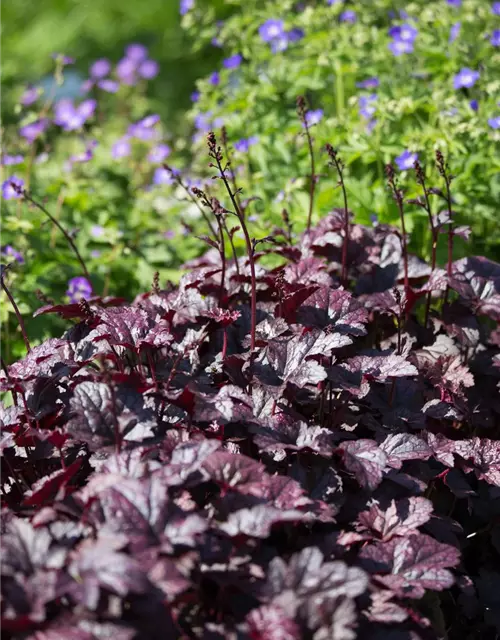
209 72 220 86
270 35 290 53
148 144 171 163
116 57 137 85
304 109 323 127
153 167 174 185
194 112 212 132
1 246 24 264
1 154 24 166
112 138 131 159
488 116 500 129
69 144 95 165
389 24 418 42
447 0 461 5
90 225 105 238
359 94 378 119
453 68 480 89
54 99 96 131
90 250 102 258
234 136 258 152
449 22 461 43
138 60 159 79
287 28 304 42
164 230 176 239
180 0 194 15
259 19 285 43
340 10 357 23
191 90 200 102
491 30 500 47
128 115 160 141
395 150 418 171
20 119 49 143
389 38 414 56
357 77 379 89
20 86 41 106
470 99 479 111
98 79 119 93
494 2 500 15
90 59 111 79
2 176 25 200
223 54 242 70
66 277 92 303
126 44 148 62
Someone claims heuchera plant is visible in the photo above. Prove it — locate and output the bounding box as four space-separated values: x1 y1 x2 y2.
1 130 500 639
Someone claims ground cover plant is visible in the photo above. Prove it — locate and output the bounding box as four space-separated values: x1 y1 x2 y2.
2 0 500 362
1 127 500 639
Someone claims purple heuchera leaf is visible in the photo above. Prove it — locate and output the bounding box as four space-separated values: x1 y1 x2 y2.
341 352 418 382
66 381 155 451
218 505 310 538
356 497 434 540
360 532 460 598
298 286 368 334
339 439 388 490
379 433 432 470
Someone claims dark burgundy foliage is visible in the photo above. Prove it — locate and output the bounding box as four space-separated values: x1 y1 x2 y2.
1 203 500 639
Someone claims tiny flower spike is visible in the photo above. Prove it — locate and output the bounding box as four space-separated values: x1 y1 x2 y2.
2 177 24 200
453 68 480 89
326 143 350 285
385 163 409 290
297 96 318 232
395 150 418 171
66 276 93 303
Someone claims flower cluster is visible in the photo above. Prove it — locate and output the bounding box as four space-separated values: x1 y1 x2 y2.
258 19 304 53
388 22 418 56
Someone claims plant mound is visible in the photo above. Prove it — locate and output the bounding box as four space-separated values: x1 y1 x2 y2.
2 190 500 639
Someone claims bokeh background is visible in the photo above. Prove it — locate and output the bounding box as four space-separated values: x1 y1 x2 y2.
2 0 226 127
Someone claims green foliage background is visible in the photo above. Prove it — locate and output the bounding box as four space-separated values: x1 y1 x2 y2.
1 0 225 127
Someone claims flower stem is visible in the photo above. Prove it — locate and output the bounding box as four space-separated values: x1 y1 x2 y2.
296 96 316 232
18 187 92 284
1 271 31 353
207 132 257 364
326 144 349 286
